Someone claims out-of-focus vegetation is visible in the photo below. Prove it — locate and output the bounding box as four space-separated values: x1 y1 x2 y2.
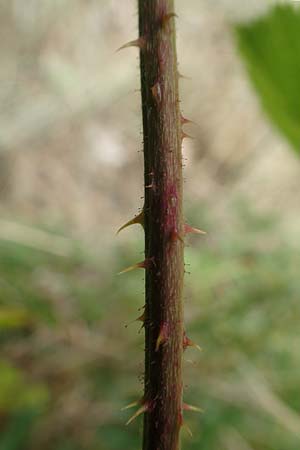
1 206 300 450
236 4 300 153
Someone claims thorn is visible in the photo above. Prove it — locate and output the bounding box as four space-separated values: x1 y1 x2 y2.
118 258 154 275
126 403 148 425
118 261 145 275
183 332 202 352
181 131 194 141
182 422 193 437
116 210 144 234
155 322 170 352
161 12 178 28
184 224 206 236
180 114 195 125
117 36 146 52
136 311 145 323
145 183 154 189
125 311 145 329
183 403 204 413
121 401 139 411
151 82 162 104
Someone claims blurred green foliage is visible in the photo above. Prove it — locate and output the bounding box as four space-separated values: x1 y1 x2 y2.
235 4 300 153
1 207 300 450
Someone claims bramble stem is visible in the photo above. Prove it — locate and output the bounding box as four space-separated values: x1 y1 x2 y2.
138 1 184 449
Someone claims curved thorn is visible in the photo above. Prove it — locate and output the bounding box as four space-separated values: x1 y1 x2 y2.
180 114 195 126
118 257 154 275
121 401 139 411
181 131 194 141
116 210 144 235
193 343 202 352
184 224 206 235
125 311 145 329
161 12 178 28
182 422 193 437
183 403 204 413
183 332 203 352
116 37 145 52
118 261 145 275
136 311 145 323
126 403 148 426
163 12 178 22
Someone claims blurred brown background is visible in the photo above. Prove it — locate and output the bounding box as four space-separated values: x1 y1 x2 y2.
2 0 300 240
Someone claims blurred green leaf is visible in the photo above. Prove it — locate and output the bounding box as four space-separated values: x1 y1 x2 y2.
0 361 49 412
0 308 33 330
0 410 38 450
235 5 300 153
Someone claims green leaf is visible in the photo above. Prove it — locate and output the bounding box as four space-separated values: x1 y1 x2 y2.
0 410 37 450
0 308 33 330
235 4 300 153
0 361 49 412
